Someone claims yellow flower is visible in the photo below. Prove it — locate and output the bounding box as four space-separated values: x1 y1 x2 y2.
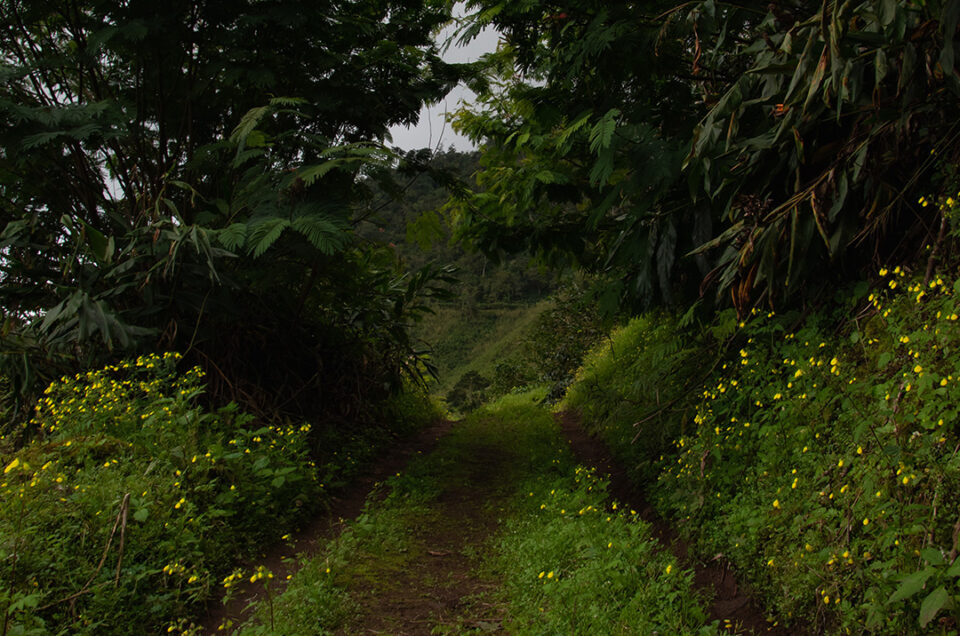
546 571 554 579
3 458 19 474
772 499 781 509
665 564 673 575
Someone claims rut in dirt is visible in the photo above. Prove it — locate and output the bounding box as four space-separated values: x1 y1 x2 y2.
556 410 796 635
202 419 455 634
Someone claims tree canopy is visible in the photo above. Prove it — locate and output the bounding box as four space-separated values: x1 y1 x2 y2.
452 0 960 314
0 0 463 422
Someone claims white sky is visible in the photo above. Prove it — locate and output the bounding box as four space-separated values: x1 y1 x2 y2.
387 12 499 152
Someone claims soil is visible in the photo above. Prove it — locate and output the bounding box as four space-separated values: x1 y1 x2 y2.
555 410 801 635
200 418 455 634
342 438 509 635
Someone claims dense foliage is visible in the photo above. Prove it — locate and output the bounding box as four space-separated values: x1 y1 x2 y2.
563 248 960 632
1 354 320 633
0 352 438 634
454 0 960 312
0 0 462 426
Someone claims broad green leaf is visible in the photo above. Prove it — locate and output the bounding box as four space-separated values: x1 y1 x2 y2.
888 568 935 603
947 558 960 577
921 548 945 566
919 586 949 628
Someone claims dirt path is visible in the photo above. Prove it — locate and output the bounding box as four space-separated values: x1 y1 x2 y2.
201 419 455 634
556 410 797 635
342 439 508 635
207 408 800 634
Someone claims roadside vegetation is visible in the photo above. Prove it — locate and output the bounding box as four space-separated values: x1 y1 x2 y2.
238 392 718 635
562 253 960 632
5 0 960 634
0 354 436 634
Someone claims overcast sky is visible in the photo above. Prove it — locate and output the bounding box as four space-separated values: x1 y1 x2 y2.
387 13 499 152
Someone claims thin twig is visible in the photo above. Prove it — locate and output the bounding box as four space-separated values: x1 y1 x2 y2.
114 493 130 586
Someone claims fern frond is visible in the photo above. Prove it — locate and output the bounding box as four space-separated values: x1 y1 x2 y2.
218 223 247 252
246 217 289 258
230 105 270 147
291 214 347 255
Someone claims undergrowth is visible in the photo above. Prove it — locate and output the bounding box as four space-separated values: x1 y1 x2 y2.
0 353 435 635
563 268 960 633
485 396 718 635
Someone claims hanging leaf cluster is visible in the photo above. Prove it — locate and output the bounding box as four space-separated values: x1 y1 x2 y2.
455 0 960 313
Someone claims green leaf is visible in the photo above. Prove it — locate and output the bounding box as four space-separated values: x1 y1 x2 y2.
919 586 949 628
133 508 149 522
946 558 960 577
247 218 290 258
589 108 620 154
290 214 346 255
888 568 935 603
219 223 248 251
231 105 271 149
80 220 114 264
921 548 945 566
879 0 897 27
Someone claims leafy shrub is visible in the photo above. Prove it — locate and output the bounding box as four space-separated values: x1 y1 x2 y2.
564 265 960 632
655 271 960 633
446 370 491 413
0 353 319 634
561 312 707 483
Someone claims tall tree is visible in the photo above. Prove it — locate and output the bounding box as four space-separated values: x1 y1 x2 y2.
0 0 462 421
454 0 960 313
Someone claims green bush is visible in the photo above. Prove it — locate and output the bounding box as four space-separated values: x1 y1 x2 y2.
654 271 960 633
563 267 960 633
0 353 319 634
561 312 706 483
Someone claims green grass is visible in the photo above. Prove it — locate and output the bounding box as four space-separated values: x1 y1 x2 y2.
240 390 718 634
415 300 552 395
561 272 960 633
